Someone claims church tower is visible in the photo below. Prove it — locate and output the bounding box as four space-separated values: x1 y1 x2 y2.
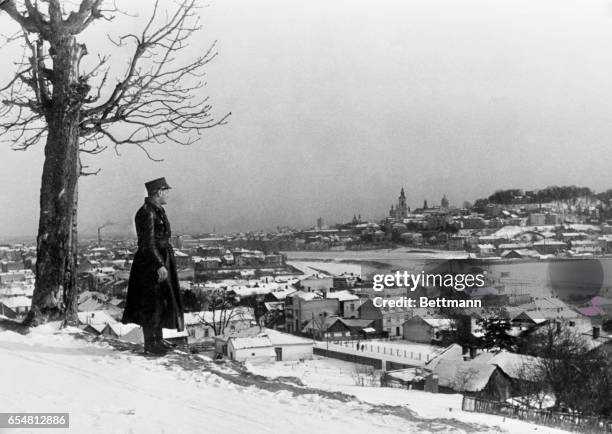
397 187 408 219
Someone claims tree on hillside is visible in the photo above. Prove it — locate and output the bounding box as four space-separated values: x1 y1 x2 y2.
0 0 229 325
521 323 612 417
197 288 250 336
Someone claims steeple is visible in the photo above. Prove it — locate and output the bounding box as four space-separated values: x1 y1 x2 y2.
397 187 408 219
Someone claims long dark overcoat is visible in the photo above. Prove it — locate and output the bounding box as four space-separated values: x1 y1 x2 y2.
121 198 184 331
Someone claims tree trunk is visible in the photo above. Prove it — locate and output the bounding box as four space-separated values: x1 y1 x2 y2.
24 36 84 326
62 179 79 327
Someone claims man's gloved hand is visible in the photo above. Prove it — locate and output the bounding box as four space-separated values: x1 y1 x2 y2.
157 266 168 282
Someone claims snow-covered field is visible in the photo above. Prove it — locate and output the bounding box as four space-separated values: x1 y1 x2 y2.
246 358 571 434
0 322 570 434
288 261 364 277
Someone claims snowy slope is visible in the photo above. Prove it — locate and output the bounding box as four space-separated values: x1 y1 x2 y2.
0 322 568 434
247 360 570 434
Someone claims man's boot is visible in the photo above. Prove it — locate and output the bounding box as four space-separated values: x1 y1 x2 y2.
155 327 176 350
144 327 166 356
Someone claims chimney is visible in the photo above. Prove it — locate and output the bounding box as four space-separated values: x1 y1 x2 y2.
593 327 600 340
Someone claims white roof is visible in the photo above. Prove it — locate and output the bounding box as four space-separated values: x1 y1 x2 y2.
230 336 273 350
106 323 140 336
421 318 454 329
1 296 31 308
326 290 359 302
162 328 189 339
195 256 222 262
490 351 542 381
228 327 312 348
0 287 33 297
268 288 297 300
293 291 319 301
433 356 497 392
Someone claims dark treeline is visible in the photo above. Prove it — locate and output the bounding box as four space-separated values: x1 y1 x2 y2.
475 186 597 206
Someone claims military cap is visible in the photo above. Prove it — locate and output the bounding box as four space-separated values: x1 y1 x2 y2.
145 177 172 196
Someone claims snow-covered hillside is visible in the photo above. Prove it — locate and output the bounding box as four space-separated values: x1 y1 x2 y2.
0 322 569 434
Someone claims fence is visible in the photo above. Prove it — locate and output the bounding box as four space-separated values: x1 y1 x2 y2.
188 341 215 353
314 339 436 365
462 396 612 433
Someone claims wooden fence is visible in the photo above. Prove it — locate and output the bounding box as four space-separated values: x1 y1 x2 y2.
462 395 612 433
188 341 215 353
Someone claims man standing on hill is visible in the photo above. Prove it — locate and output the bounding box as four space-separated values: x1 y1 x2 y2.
122 177 184 355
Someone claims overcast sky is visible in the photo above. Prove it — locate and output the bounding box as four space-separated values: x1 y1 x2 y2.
2 0 612 239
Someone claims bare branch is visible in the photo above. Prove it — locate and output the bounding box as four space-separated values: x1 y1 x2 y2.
64 0 109 35
1 0 228 157
0 1 42 34
81 0 230 155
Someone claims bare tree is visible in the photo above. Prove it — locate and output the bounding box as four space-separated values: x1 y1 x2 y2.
0 0 229 325
521 323 612 417
197 288 251 336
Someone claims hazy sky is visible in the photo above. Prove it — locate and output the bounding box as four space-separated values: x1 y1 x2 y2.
3 0 612 238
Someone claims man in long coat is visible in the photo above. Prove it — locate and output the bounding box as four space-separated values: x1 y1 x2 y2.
122 177 184 355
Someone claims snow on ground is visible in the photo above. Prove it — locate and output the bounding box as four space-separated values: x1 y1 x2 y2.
287 261 363 277
0 322 510 434
246 357 571 434
283 248 471 262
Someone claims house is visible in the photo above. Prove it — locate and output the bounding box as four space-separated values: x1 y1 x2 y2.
284 292 338 334
0 295 31 317
570 240 602 254
215 327 313 362
489 351 543 394
532 240 567 255
0 302 18 319
301 316 377 339
193 256 222 270
339 297 366 319
509 311 549 335
432 357 508 400
173 250 191 268
354 298 384 333
101 323 143 343
402 316 455 344
476 244 496 256
326 290 360 317
263 254 285 267
263 288 296 303
425 346 542 401
297 276 334 292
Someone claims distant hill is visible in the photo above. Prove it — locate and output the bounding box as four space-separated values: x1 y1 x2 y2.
475 185 599 206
